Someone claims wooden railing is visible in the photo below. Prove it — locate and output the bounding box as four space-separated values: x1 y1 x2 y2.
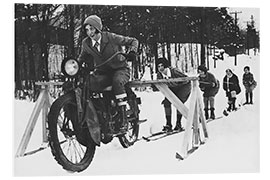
129 76 209 159
16 77 208 160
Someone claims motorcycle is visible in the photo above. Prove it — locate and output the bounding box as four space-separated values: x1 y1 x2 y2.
47 52 142 172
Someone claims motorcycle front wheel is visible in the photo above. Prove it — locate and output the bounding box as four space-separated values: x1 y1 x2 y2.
48 92 96 172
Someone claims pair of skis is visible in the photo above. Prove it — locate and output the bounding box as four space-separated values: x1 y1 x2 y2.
223 105 241 116
142 129 184 142
206 116 223 123
208 104 243 122
141 105 243 142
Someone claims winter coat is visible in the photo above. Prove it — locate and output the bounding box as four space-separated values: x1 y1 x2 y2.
199 72 220 97
222 73 241 97
78 31 138 73
242 72 257 93
242 72 256 87
157 67 191 105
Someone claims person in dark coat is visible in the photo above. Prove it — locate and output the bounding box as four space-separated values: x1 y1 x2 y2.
156 58 191 132
242 66 257 105
222 68 241 112
78 15 138 130
198 65 220 119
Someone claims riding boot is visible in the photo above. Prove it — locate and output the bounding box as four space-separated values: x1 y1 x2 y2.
250 92 253 104
174 114 184 131
120 104 127 126
243 93 249 105
204 108 209 120
227 102 232 112
232 98 236 111
210 107 215 119
162 115 172 132
116 95 128 132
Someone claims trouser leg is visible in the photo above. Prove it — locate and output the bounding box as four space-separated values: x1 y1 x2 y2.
227 97 232 112
203 97 209 119
112 68 130 95
250 91 253 104
164 104 172 127
163 99 172 131
116 93 128 131
231 97 236 110
244 92 249 105
176 113 182 126
209 96 215 119
174 113 184 131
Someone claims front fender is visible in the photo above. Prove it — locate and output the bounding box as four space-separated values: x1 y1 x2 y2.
83 99 101 146
75 88 101 146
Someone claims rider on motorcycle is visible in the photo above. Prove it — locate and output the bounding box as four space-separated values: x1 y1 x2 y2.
78 15 138 131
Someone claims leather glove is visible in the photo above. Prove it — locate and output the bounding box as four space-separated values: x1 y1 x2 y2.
151 84 159 92
126 51 136 61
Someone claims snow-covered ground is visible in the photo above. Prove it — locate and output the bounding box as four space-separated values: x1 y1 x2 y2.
13 52 260 176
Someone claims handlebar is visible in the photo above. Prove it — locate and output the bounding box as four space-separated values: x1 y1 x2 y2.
94 51 127 69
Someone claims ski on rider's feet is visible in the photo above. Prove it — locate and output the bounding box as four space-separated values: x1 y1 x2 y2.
206 116 223 123
142 129 184 142
223 106 241 116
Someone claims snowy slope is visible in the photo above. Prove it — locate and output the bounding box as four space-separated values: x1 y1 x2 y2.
13 53 260 176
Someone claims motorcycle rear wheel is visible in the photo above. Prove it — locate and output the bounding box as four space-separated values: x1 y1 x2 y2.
48 92 96 172
118 99 140 148
118 119 139 148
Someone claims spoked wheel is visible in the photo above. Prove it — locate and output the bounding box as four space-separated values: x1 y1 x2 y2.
48 93 96 172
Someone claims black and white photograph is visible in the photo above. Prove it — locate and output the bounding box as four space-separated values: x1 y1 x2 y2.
10 0 267 178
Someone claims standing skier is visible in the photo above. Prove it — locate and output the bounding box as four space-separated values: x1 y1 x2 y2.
156 58 191 132
242 66 257 105
198 65 220 119
222 68 241 113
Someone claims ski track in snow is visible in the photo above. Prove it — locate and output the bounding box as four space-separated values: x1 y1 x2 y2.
13 53 260 176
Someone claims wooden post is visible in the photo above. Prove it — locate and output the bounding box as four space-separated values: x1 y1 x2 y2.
16 89 47 157
178 80 197 158
175 79 209 160
15 82 62 157
127 77 208 160
196 87 209 140
41 87 50 143
192 100 200 148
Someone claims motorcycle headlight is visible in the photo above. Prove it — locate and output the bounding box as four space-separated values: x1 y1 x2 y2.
61 58 80 77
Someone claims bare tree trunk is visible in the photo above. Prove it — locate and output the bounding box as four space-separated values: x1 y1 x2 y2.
69 5 75 57
153 42 158 73
200 8 206 66
22 45 27 81
196 43 199 67
206 44 209 69
161 43 165 57
28 44 36 80
77 5 85 55
190 43 194 67
15 41 22 91
184 46 188 73
40 15 50 81
166 42 171 64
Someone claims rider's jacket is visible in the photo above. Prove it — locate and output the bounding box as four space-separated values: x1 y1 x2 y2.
78 31 138 73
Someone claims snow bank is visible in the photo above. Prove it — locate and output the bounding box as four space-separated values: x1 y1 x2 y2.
13 53 260 176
